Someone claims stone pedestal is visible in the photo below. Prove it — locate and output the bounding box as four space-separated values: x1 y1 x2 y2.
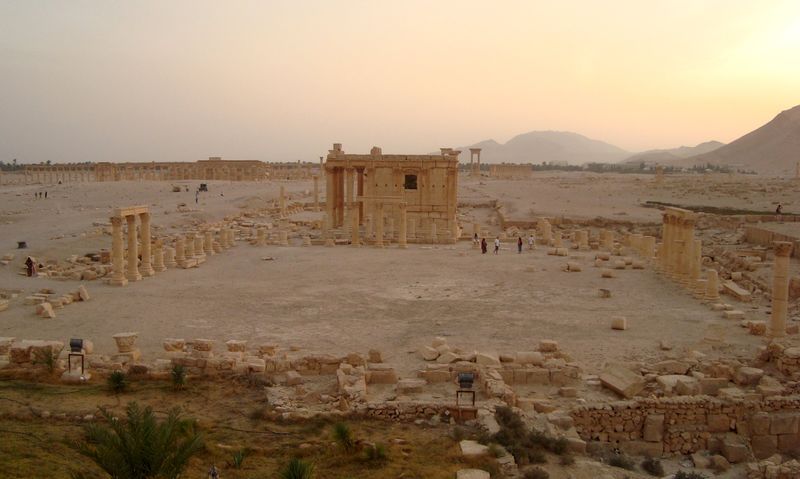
279 231 289 246
204 231 215 255
164 245 177 268
706 269 720 301
175 237 187 267
194 235 206 262
153 239 166 272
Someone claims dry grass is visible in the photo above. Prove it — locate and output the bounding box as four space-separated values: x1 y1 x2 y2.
0 379 475 479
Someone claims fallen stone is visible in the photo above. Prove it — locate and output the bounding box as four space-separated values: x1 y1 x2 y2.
459 440 489 457
599 365 645 398
611 317 627 330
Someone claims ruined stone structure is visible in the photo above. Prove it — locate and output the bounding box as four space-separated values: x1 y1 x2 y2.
489 163 533 179
659 207 702 288
23 158 317 184
324 144 460 244
770 241 793 338
109 206 152 286
469 148 482 177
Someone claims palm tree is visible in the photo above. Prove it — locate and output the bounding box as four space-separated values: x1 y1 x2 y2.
75 401 204 479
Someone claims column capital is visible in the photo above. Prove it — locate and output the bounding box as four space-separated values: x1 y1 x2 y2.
775 241 794 257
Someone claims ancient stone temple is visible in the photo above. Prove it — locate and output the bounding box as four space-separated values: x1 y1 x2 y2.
324 143 460 244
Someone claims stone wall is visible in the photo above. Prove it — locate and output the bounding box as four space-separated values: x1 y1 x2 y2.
570 396 800 459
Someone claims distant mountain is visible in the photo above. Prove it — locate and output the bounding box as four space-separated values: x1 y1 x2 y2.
622 141 724 165
456 131 630 165
679 105 800 174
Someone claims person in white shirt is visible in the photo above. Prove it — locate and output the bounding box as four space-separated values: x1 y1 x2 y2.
494 237 500 254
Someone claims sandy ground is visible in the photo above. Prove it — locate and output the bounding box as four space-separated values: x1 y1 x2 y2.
2 173 781 378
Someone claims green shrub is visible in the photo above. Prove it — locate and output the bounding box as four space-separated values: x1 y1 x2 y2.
230 448 248 469
75 402 203 479
32 347 59 373
364 443 388 464
608 453 635 470
642 456 665 476
332 423 356 453
171 364 186 390
279 458 315 479
107 371 127 394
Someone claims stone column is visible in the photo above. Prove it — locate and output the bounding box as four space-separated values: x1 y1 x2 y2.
125 215 141 282
153 239 166 272
164 245 176 268
680 218 695 285
279 185 286 217
399 203 408 249
643 236 656 259
554 231 563 248
109 216 128 286
351 200 360 247
139 212 154 277
579 230 589 250
204 230 214 255
175 237 186 267
184 233 195 259
194 234 205 260
690 238 702 288
705 269 720 301
375 203 384 247
256 228 266 246
279 230 289 246
344 167 354 234
228 229 236 247
769 241 794 338
313 175 320 211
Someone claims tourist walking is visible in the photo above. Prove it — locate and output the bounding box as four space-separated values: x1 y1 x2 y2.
481 238 487 254
494 237 500 254
517 236 523 253
776 203 783 214
528 234 535 249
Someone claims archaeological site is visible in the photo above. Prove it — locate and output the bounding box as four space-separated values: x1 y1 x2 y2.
3 3 800 479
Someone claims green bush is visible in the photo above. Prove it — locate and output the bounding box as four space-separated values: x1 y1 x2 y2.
107 371 127 394
279 458 315 479
171 364 186 390
608 453 635 470
75 402 203 479
230 448 248 469
364 443 388 464
642 456 665 476
332 423 356 453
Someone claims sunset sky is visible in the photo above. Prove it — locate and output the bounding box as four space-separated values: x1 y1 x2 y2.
1 1 799 163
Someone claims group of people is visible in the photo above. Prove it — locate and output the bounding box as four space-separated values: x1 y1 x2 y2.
474 233 536 254
33 191 48 199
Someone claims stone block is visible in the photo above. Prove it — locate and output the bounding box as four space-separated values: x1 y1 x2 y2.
36 302 56 318
751 413 771 436
367 349 382 363
643 414 664 442
600 366 644 398
564 262 582 272
751 435 778 460
9 343 32 363
611 317 627 330
515 351 543 365
723 310 745 320
225 340 247 352
191 339 214 352
700 377 729 396
475 352 500 367
437 351 459 364
456 470 490 479
539 339 558 352
459 440 489 457
396 378 426 394
721 435 749 463
653 359 690 375
734 367 764 386
162 338 185 352
367 369 397 384
248 358 266 372
708 414 731 433
77 285 90 301
285 370 303 386
418 369 450 383
619 440 663 457
525 368 551 385
771 413 800 435
777 433 800 454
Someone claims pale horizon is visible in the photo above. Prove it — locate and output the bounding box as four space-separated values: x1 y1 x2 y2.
1 0 799 164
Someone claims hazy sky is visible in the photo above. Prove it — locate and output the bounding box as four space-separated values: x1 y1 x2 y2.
1 1 799 163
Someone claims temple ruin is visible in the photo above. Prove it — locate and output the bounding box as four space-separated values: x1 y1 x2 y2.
324 143 460 244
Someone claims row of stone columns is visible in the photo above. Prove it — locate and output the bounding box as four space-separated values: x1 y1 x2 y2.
110 211 237 286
